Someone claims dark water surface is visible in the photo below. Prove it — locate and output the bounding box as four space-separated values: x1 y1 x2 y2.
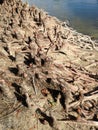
23 0 98 39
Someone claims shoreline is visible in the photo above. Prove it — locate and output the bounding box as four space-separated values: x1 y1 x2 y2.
23 0 98 41
24 0 98 49
0 0 98 130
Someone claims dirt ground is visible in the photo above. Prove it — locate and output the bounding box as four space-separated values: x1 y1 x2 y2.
0 0 98 130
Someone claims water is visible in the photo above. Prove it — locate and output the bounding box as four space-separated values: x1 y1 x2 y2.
23 0 98 39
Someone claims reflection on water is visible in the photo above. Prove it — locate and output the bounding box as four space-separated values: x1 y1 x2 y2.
23 0 98 39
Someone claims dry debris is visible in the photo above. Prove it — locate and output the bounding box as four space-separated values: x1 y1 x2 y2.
0 0 98 130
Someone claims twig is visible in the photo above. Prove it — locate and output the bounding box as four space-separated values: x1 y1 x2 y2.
82 93 98 102
69 93 98 108
58 119 98 126
91 42 98 51
31 75 37 95
0 104 22 121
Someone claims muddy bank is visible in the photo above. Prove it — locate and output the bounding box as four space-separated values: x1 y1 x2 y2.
0 0 98 130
